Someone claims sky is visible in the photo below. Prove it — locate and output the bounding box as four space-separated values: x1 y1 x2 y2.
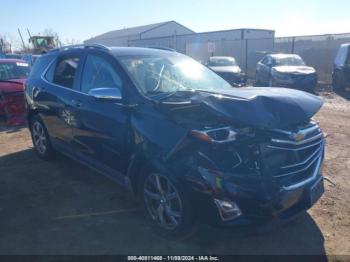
1 0 349 47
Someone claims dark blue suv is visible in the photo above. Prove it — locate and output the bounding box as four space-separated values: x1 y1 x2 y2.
25 45 325 238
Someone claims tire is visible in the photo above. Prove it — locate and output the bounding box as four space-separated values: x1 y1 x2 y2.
332 71 346 91
29 115 55 160
139 168 197 240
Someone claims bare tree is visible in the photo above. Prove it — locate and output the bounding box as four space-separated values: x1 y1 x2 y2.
0 33 21 53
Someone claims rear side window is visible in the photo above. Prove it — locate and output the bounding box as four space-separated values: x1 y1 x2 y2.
44 60 56 82
81 54 122 94
28 54 55 79
53 56 80 88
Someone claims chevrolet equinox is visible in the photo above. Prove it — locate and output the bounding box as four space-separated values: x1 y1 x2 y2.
25 45 325 238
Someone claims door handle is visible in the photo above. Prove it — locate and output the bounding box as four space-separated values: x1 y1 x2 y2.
71 99 83 107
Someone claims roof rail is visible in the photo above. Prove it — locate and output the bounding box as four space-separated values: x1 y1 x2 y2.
49 44 111 53
147 46 176 52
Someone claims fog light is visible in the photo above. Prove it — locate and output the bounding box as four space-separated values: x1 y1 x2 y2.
214 199 242 221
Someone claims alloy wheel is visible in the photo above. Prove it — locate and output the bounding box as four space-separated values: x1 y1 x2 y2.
32 121 47 155
143 173 183 230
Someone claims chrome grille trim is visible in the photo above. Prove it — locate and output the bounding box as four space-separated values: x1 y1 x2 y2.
282 152 323 191
267 138 322 151
272 123 320 136
281 144 322 169
271 132 323 146
261 122 325 190
274 144 323 177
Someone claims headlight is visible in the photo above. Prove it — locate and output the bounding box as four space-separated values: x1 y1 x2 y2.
191 126 237 143
191 126 252 143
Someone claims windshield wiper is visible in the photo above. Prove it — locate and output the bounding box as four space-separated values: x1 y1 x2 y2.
147 89 197 102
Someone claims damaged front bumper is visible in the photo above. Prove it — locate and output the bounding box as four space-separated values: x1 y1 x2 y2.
272 75 318 92
183 123 325 227
187 169 324 227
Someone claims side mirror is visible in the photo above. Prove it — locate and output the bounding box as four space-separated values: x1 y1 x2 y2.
88 87 122 102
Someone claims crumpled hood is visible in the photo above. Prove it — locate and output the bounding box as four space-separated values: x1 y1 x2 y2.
210 65 242 74
273 65 316 74
0 79 25 94
187 87 323 129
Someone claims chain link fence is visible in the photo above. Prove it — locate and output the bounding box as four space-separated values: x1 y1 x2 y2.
128 32 350 86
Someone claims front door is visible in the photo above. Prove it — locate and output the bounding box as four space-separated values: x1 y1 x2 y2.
71 52 129 178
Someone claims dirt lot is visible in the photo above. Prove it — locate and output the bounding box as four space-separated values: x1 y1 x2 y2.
0 91 349 256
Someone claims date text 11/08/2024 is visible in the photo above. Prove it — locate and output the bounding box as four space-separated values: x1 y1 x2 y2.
127 256 219 261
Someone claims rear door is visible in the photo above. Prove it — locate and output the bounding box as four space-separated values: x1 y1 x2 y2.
71 51 129 178
39 52 82 153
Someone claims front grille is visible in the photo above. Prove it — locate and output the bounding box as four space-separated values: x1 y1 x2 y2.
290 73 317 83
260 123 324 190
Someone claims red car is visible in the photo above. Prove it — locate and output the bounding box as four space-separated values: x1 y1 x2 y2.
0 59 30 126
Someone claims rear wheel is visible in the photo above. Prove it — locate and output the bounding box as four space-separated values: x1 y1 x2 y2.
30 115 55 160
140 171 196 239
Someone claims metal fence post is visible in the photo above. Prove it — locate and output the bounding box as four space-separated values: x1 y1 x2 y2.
245 39 248 76
291 37 295 54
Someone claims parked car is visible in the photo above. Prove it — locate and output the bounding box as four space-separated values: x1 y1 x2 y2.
207 56 246 87
5 53 24 60
25 45 325 238
0 59 30 125
255 54 318 92
332 43 350 91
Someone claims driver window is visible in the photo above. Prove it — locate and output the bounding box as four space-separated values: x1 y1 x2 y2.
81 54 122 94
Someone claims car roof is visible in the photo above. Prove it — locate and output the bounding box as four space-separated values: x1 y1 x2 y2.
47 45 180 58
269 53 301 59
0 58 27 63
209 56 235 60
109 46 179 57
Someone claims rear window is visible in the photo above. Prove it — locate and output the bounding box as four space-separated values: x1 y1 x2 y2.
28 54 55 79
0 61 30 80
208 57 236 67
52 56 80 89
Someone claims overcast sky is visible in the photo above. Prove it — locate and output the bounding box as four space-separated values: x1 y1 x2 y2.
1 0 349 44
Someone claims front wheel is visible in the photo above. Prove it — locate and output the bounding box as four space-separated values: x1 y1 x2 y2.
30 115 55 160
140 171 197 239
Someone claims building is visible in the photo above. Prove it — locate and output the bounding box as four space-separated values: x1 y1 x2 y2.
85 21 275 74
84 21 194 47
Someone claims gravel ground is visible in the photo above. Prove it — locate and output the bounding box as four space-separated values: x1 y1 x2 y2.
0 91 349 257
